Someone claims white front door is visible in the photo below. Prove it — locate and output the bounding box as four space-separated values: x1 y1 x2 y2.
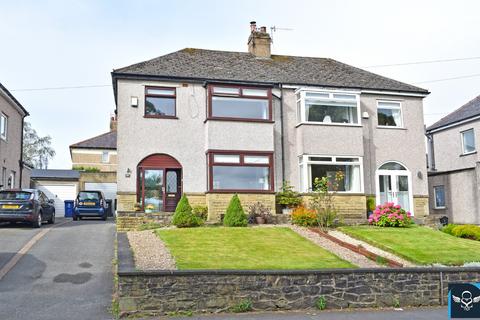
376 170 414 215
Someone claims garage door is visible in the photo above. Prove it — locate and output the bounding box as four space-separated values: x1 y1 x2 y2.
37 184 77 217
84 183 117 201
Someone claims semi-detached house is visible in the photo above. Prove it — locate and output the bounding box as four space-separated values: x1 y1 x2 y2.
111 22 430 221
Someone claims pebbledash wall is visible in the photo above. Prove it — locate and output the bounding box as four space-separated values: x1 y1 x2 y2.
115 79 429 220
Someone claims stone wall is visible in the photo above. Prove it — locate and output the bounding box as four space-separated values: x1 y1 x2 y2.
206 193 276 221
413 196 429 218
185 193 207 207
116 211 172 231
302 194 366 224
117 192 137 211
117 264 480 317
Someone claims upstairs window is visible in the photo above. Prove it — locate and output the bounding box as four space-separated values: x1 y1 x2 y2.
102 151 109 163
144 87 176 118
377 101 403 127
0 114 7 140
461 129 476 154
296 90 360 125
208 85 271 121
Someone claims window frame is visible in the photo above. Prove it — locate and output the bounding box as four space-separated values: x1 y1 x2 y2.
207 84 273 122
295 88 361 126
461 128 476 155
144 86 177 119
376 100 404 128
101 151 109 163
0 113 8 140
433 185 446 209
299 154 364 193
207 150 274 193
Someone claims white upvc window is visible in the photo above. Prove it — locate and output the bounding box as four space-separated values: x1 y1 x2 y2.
299 155 364 193
377 101 403 128
0 114 7 140
295 89 361 126
102 151 110 163
461 128 476 155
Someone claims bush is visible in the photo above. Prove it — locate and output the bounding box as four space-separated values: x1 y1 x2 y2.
366 197 376 212
192 205 208 221
223 194 248 227
72 165 100 173
441 223 458 235
172 195 203 228
291 206 318 227
368 202 413 227
451 225 480 240
276 181 302 208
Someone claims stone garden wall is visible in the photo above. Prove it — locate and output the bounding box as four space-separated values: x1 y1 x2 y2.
116 211 172 231
117 233 480 317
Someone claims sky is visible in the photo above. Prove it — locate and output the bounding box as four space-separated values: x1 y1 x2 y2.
1 0 479 168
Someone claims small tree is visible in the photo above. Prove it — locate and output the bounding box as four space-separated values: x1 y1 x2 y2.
172 195 203 228
276 181 302 208
223 194 248 227
309 174 341 231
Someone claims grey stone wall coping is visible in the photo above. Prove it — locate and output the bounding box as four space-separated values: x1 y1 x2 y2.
116 225 480 276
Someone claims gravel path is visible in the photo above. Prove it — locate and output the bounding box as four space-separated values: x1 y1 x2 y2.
329 230 416 267
289 225 381 268
127 230 176 270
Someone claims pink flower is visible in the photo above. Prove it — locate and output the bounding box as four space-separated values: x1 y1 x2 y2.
394 205 401 209
406 211 411 217
398 215 404 220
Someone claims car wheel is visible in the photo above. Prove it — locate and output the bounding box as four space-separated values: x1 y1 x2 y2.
33 212 42 228
48 212 55 224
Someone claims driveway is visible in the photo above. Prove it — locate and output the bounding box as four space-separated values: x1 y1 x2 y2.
0 218 115 320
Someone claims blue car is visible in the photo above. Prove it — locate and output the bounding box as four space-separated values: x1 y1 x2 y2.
73 190 108 221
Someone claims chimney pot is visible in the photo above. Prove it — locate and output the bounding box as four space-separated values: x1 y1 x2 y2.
250 21 257 33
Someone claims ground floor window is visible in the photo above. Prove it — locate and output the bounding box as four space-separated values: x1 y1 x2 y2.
208 151 273 192
434 185 446 209
299 155 363 192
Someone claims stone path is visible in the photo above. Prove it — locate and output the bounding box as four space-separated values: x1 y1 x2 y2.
329 230 416 267
289 225 381 268
127 230 176 270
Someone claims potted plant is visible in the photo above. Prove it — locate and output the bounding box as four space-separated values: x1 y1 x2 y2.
276 181 302 214
248 202 272 224
133 202 142 212
145 203 155 213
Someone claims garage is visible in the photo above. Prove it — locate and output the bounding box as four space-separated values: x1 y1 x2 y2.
31 169 80 217
84 182 117 201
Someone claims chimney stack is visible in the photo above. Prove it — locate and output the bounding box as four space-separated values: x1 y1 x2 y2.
248 21 272 58
110 115 117 131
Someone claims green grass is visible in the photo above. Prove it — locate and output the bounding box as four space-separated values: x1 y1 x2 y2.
339 225 480 265
156 227 355 270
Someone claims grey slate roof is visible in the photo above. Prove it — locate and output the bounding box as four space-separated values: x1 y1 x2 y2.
0 81 29 116
427 95 480 132
31 169 80 180
70 131 117 150
113 48 428 94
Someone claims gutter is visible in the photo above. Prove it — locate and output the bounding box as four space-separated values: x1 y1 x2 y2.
19 115 26 188
279 84 285 184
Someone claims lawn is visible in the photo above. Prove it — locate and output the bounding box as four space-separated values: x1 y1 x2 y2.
339 225 480 265
156 227 355 270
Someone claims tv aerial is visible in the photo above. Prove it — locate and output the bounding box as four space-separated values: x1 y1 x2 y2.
270 25 294 43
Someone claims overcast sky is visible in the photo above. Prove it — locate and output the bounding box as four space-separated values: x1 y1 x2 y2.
1 0 479 168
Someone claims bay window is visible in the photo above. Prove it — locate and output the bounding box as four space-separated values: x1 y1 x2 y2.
208 85 272 121
377 101 403 127
296 90 360 125
299 155 363 193
208 151 273 191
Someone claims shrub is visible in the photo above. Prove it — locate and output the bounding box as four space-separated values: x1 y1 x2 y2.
366 197 376 212
368 202 413 227
72 165 100 172
451 225 480 240
223 194 248 227
172 195 203 228
192 205 208 221
309 177 339 230
276 181 302 208
291 206 318 227
441 223 458 235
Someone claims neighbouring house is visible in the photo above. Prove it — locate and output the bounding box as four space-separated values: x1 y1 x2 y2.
0 82 30 189
426 95 480 224
111 22 430 222
30 169 80 217
69 116 118 209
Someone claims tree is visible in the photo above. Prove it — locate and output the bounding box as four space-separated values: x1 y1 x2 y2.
223 194 248 227
23 122 56 169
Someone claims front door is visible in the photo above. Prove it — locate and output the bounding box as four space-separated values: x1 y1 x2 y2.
164 169 182 212
376 171 413 214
